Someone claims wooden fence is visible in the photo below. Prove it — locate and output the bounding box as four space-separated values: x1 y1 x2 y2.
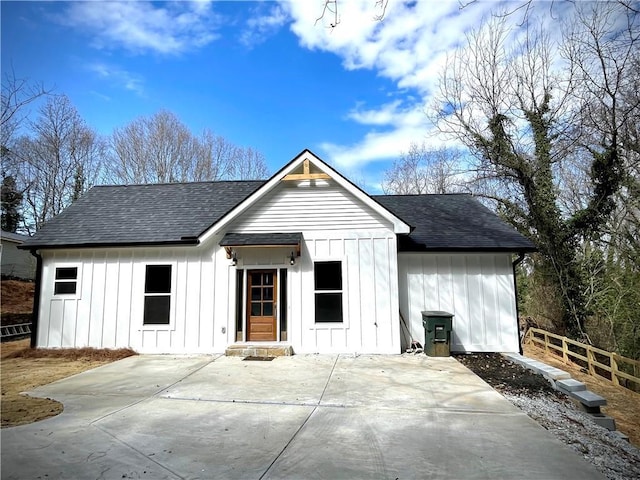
524 327 640 393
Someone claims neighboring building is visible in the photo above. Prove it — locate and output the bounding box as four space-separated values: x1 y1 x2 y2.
1 230 36 280
20 150 535 354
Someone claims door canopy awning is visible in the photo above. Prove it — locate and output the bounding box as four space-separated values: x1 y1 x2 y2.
220 232 302 257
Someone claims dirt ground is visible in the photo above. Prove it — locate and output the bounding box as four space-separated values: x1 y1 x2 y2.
1 339 135 428
457 346 640 447
1 279 35 315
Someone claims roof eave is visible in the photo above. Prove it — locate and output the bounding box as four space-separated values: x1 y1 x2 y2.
17 238 200 251
398 246 538 253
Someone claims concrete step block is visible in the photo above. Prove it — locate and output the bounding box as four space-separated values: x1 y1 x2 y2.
569 389 607 408
556 378 587 393
539 367 571 381
225 344 294 357
590 413 616 431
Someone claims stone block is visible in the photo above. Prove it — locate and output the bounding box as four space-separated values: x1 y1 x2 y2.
610 431 630 442
556 378 586 393
569 389 607 408
589 414 616 431
539 367 571 380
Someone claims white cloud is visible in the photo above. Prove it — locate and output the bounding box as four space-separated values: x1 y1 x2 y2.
322 100 457 169
240 4 289 48
61 1 220 55
279 0 579 170
88 63 145 96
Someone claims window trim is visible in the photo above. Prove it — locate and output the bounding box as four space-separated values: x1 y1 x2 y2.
53 264 81 298
313 259 346 325
142 262 176 329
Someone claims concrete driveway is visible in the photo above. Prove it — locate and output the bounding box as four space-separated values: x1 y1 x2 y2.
1 354 605 480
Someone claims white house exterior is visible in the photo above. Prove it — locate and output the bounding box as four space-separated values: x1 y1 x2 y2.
20 150 535 354
1 230 36 280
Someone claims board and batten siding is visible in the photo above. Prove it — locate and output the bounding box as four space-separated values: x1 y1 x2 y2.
37 242 235 353
226 180 401 354
398 253 519 353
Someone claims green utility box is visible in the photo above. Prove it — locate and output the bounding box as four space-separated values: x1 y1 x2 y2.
421 311 454 357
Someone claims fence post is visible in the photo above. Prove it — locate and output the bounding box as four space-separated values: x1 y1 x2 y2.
611 354 620 386
562 337 568 364
544 332 549 353
587 347 595 375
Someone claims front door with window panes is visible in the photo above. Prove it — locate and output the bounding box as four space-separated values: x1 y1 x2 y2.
247 270 277 341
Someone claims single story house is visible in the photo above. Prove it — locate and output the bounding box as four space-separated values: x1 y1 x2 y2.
1 230 36 280
20 149 535 355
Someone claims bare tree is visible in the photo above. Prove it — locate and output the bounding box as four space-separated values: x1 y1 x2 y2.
228 146 269 180
14 95 105 232
382 143 465 194
110 110 269 184
1 68 51 150
433 3 639 337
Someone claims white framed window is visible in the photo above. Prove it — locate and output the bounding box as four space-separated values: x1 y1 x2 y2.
314 261 343 323
143 264 172 325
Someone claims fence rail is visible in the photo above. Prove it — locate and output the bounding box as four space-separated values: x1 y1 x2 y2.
524 327 640 393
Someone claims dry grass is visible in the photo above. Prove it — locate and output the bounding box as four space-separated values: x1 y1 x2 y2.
524 342 640 447
4 345 136 361
1 339 136 428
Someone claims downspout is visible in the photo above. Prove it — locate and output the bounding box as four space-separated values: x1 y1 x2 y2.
29 249 43 349
512 252 526 355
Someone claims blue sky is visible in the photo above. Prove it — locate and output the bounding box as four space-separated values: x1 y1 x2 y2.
2 0 576 192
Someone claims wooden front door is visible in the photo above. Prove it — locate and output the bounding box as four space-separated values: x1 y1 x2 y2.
247 270 277 341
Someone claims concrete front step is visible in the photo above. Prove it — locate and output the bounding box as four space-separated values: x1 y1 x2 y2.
225 344 294 358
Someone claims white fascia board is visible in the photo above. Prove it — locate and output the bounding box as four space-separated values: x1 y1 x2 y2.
198 149 411 244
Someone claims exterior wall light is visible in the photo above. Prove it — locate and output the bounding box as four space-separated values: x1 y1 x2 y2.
231 251 238 266
289 252 296 266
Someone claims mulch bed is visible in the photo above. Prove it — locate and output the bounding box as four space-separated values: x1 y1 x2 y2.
454 352 563 397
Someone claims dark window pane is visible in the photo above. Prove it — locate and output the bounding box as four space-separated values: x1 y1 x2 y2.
263 287 273 301
54 281 76 295
315 293 343 322
251 287 261 301
145 265 171 293
263 302 273 317
55 267 77 280
251 272 262 286
143 296 170 324
314 262 342 290
263 272 273 286
251 302 261 316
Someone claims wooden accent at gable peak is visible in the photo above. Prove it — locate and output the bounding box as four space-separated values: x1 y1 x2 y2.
282 158 331 181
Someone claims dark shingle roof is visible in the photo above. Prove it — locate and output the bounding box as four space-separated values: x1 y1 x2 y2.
220 232 302 247
21 181 535 253
373 194 536 252
21 181 265 248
